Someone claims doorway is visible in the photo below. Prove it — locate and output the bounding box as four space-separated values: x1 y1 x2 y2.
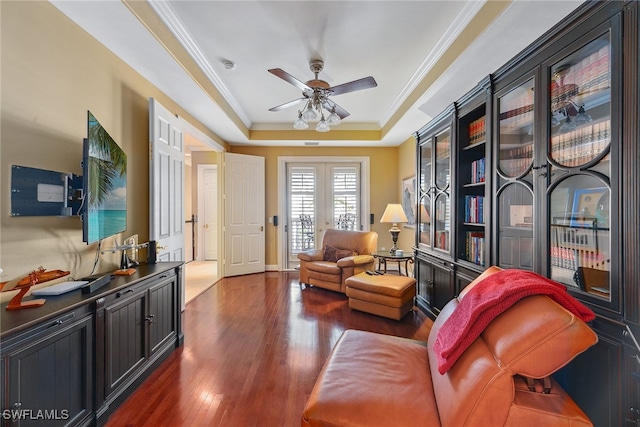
197 164 218 261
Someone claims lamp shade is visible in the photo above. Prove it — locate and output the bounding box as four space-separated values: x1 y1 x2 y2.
380 204 408 224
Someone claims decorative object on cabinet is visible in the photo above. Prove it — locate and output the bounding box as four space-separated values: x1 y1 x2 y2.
380 203 409 254
1 267 71 310
402 176 416 228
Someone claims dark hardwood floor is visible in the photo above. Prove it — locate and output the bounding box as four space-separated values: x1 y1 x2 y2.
106 272 432 427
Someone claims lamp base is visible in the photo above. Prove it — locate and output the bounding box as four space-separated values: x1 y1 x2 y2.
389 229 400 254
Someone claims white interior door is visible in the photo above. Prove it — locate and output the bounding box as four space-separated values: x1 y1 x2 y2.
198 164 218 260
224 153 265 276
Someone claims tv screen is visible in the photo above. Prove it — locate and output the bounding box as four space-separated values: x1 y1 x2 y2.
83 111 127 244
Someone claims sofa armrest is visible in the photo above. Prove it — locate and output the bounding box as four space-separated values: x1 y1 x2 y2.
297 250 324 262
336 254 374 267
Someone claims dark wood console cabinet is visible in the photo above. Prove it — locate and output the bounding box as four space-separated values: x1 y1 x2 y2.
0 262 183 426
413 2 640 425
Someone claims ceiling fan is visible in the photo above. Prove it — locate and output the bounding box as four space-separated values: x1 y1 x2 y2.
268 59 377 132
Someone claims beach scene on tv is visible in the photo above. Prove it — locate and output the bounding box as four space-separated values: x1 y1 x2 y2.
86 112 127 244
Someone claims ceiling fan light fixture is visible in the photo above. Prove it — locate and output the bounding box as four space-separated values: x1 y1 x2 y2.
316 114 330 132
302 102 318 121
327 107 341 126
293 111 309 130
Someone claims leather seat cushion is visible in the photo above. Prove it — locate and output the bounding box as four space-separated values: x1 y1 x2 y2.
307 261 341 275
345 273 416 298
302 330 439 427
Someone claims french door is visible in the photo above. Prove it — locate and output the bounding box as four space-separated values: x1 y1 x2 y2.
286 162 362 268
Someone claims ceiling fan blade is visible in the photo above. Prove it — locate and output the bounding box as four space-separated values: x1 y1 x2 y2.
329 76 377 96
268 98 307 112
268 68 311 92
323 100 350 119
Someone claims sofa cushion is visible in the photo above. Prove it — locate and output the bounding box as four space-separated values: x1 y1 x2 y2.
302 330 439 427
323 245 355 262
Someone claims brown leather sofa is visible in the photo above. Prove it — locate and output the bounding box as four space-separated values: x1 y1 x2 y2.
297 229 378 293
302 267 598 426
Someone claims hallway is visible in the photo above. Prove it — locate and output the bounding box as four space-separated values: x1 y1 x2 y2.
184 260 218 304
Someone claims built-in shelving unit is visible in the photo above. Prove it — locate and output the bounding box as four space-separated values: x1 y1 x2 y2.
413 2 640 425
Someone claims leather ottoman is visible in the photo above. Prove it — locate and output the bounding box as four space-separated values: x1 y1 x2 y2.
345 272 416 320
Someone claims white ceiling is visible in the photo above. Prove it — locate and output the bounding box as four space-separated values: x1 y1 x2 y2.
50 0 585 148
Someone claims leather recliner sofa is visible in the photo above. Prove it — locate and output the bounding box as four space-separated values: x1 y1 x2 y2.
297 229 378 293
302 266 598 426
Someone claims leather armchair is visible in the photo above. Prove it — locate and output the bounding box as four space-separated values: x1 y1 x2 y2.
298 229 378 293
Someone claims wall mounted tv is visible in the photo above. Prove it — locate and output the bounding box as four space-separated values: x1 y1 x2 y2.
82 111 127 244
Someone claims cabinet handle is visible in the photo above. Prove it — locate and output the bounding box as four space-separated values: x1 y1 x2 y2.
116 288 135 298
146 314 156 324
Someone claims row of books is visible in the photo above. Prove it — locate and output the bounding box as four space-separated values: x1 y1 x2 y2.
551 119 610 167
470 157 486 184
464 195 484 224
500 144 534 176
468 116 486 146
464 232 485 266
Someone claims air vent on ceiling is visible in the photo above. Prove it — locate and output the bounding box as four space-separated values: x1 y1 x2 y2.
304 141 320 146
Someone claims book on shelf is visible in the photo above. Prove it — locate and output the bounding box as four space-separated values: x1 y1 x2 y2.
465 231 485 266
464 195 484 224
470 158 485 184
468 116 486 146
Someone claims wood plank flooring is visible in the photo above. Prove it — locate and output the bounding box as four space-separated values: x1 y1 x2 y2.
105 272 432 427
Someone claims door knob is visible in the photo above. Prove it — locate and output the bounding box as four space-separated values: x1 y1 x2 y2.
157 244 167 251
260 226 264 231
205 224 209 229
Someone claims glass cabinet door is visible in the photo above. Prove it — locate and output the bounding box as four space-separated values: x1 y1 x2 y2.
418 139 432 249
434 129 451 252
496 77 535 270
547 30 612 302
549 33 611 169
497 78 535 178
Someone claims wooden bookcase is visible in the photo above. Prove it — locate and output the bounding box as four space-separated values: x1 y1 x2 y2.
413 2 640 425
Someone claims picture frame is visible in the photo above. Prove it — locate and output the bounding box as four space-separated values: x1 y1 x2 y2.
571 187 607 219
402 176 416 228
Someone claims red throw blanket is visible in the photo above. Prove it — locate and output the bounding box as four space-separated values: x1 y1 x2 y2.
433 269 595 375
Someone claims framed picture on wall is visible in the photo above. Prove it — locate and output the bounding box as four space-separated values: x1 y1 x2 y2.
402 176 416 228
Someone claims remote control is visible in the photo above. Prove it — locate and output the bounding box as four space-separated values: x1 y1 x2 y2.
365 270 375 275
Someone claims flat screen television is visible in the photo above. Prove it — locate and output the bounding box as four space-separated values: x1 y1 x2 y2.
82 111 127 244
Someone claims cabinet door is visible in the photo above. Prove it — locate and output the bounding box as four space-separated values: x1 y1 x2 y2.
418 139 432 250
545 22 616 310
417 112 453 256
414 253 454 317
4 315 93 427
148 276 177 356
495 74 535 271
433 129 451 253
104 289 147 396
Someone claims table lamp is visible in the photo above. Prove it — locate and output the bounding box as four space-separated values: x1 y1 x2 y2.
380 203 408 254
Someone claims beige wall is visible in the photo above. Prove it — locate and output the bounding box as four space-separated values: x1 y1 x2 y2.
0 2 224 281
230 144 417 266
0 1 419 281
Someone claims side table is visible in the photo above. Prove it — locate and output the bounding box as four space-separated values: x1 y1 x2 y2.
373 251 414 276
